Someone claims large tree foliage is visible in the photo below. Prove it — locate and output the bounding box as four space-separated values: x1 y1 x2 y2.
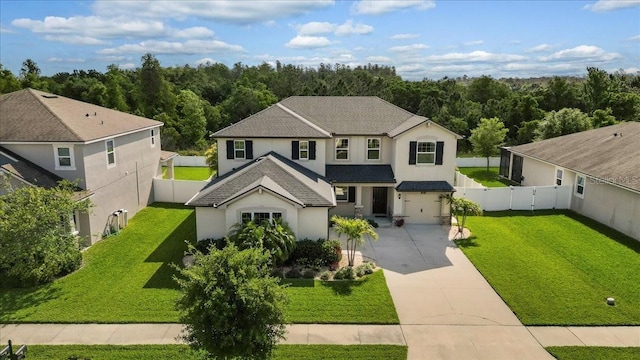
228 219 297 264
174 243 287 360
469 117 509 171
0 181 91 287
536 108 592 140
330 215 378 267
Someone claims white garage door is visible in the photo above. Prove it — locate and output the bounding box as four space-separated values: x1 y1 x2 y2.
404 193 441 224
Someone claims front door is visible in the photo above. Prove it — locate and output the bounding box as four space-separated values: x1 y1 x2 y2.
372 187 388 215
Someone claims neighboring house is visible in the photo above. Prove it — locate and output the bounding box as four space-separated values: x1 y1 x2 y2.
0 88 163 245
187 96 461 240
500 122 640 241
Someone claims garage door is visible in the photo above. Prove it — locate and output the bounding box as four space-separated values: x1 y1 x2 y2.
404 193 441 224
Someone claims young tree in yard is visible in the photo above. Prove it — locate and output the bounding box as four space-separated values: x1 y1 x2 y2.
0 180 91 287
204 141 218 174
448 197 482 239
331 215 378 267
469 117 508 171
174 244 287 360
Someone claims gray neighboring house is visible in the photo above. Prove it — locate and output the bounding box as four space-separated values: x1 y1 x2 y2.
187 96 461 240
0 88 164 245
500 122 640 241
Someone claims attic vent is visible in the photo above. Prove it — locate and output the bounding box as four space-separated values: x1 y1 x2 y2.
42 95 58 99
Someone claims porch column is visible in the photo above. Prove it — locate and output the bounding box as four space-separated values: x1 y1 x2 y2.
354 185 363 218
166 158 175 179
393 189 404 215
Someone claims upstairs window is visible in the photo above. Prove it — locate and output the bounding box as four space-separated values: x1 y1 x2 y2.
575 174 586 198
54 145 75 170
556 169 563 186
234 140 245 159
226 140 253 160
335 138 349 160
417 141 436 164
106 139 116 167
367 138 380 160
299 141 309 160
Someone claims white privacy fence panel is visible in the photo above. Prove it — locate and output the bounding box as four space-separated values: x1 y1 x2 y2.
456 157 500 168
173 156 207 167
454 171 485 188
153 178 206 203
454 185 572 211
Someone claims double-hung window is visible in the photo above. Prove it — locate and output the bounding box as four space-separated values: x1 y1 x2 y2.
106 139 116 167
54 145 75 170
556 169 563 186
367 138 380 160
234 140 245 159
241 211 283 224
335 138 349 160
299 140 309 160
575 174 586 198
416 141 436 164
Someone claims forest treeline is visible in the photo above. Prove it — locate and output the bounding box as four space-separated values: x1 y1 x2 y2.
1 54 639 153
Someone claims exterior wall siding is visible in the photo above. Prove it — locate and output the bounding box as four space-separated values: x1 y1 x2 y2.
520 157 556 186
297 207 329 240
195 207 227 240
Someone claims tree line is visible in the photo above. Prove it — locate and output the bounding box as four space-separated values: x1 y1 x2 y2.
1 54 639 153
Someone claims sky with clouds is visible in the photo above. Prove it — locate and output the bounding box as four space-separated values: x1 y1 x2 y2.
1 0 638 80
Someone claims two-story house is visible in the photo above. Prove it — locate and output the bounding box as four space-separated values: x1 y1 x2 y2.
187 96 461 240
0 88 164 245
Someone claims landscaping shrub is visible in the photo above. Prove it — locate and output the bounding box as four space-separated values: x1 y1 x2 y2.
321 239 342 265
355 263 375 277
286 268 302 279
333 266 355 280
271 267 285 279
228 219 296 264
288 239 324 265
302 269 316 279
194 238 227 254
319 271 332 281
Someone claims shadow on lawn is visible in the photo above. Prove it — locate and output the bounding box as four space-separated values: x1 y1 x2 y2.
0 285 62 322
320 277 370 296
143 212 196 289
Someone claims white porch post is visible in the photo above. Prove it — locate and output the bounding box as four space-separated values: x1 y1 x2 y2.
354 185 364 218
393 189 404 215
167 158 175 180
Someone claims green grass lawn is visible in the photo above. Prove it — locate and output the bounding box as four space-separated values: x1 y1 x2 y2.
284 271 399 324
457 167 510 187
460 211 640 325
27 345 408 360
0 204 398 324
546 347 640 360
162 166 212 180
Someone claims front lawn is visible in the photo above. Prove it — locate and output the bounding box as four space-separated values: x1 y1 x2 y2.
0 204 398 324
162 166 213 180
458 167 509 187
546 347 640 360
460 211 640 325
27 345 408 360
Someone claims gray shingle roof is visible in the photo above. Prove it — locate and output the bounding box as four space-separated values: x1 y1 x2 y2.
186 152 335 207
0 88 162 143
396 181 455 192
509 122 640 192
325 165 396 183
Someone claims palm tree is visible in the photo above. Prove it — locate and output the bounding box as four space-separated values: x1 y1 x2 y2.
228 219 296 264
331 216 378 267
450 197 482 239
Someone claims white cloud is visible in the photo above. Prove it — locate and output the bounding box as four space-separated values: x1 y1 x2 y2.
285 36 332 49
353 46 368 51
118 63 136 70
584 0 640 12
12 16 166 38
366 56 392 62
97 39 244 55
389 43 430 52
43 35 108 45
426 51 527 63
623 67 640 73
173 27 215 39
526 44 553 53
429 64 481 73
96 55 127 62
297 21 335 35
396 63 426 72
629 34 640 41
93 0 334 24
195 57 216 66
390 33 420 40
539 45 620 61
47 57 86 63
0 26 14 34
503 63 542 71
352 0 435 15
334 20 373 36
463 40 484 46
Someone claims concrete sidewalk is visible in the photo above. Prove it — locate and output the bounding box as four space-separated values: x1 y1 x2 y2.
528 326 640 347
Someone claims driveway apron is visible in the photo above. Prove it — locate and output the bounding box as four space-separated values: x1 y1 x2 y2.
358 224 553 360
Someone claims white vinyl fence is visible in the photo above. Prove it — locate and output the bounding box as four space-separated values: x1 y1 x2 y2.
454 185 572 211
153 178 206 203
456 157 500 168
454 171 485 188
173 156 207 167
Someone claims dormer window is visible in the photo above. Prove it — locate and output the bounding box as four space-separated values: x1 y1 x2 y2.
54 145 76 170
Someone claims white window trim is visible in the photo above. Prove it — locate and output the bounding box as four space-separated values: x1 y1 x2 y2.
366 138 381 161
240 210 283 223
53 145 76 170
416 141 436 165
555 168 564 186
105 139 116 168
150 129 156 147
335 137 349 160
234 140 246 160
299 140 309 160
575 174 586 198
335 186 349 202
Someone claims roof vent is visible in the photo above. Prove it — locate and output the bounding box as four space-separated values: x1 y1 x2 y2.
41 95 58 99
86 113 90 117
613 132 622 137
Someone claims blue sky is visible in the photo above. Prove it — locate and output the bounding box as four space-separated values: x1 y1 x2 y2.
1 0 639 80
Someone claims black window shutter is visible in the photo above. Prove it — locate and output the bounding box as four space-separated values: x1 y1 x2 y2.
245 140 253 159
409 141 417 165
292 141 299 160
226 140 234 159
309 141 316 160
435 141 444 165
348 186 356 203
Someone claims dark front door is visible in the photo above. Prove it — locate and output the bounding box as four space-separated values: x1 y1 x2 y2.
511 155 523 184
372 187 388 215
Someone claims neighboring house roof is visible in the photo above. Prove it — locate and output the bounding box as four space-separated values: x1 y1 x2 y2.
160 150 178 162
186 152 335 207
325 165 396 183
508 122 640 193
396 181 455 192
0 88 162 143
214 96 460 138
0 146 92 200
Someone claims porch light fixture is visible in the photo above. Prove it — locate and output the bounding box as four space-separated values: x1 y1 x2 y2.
398 193 401 199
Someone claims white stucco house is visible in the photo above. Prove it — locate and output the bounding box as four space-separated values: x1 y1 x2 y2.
499 122 640 241
187 96 461 240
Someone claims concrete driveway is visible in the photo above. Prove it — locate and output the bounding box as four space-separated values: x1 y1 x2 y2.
355 224 553 360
